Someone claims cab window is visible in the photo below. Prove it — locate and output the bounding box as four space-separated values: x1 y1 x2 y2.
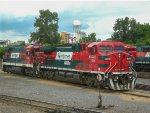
26 50 34 56
26 51 31 56
99 46 112 52
114 46 125 51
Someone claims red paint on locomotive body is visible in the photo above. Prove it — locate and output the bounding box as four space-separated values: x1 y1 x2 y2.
136 52 149 57
80 41 132 73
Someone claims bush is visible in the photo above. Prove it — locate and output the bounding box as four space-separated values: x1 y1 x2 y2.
0 47 5 59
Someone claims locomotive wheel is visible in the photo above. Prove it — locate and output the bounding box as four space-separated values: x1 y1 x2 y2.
46 71 54 80
25 68 34 77
46 71 50 80
21 67 26 75
86 77 92 87
80 75 86 85
52 71 57 81
86 78 96 87
47 71 54 80
94 79 100 88
2 65 6 72
43 71 49 79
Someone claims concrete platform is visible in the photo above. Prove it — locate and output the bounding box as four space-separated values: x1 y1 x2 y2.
0 71 150 113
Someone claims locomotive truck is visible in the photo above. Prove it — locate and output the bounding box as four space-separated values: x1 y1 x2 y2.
2 41 137 90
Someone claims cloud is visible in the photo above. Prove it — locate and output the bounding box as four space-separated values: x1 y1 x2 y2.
0 1 150 41
0 10 91 41
58 10 90 32
0 1 93 16
0 30 30 42
0 14 35 35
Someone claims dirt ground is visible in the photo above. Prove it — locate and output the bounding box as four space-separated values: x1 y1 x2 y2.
0 100 46 113
0 71 150 113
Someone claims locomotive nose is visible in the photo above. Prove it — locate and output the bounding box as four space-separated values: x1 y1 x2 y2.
109 52 128 72
107 51 137 90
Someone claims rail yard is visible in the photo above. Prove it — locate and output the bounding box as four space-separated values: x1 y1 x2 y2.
0 41 150 113
0 70 150 113
1 0 150 112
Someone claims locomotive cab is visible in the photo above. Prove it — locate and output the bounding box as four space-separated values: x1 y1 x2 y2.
95 41 137 90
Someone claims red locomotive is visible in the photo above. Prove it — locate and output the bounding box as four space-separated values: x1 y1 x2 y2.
2 41 137 90
135 46 150 71
124 44 150 71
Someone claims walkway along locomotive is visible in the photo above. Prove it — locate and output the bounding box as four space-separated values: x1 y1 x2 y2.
2 41 137 90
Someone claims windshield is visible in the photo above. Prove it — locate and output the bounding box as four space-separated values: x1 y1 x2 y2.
26 50 34 56
114 46 125 51
99 46 112 52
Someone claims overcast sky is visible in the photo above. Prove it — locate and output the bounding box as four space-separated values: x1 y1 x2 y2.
0 0 150 42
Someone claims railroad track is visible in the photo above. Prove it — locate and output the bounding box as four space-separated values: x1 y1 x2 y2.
135 83 150 91
0 94 103 113
137 72 150 79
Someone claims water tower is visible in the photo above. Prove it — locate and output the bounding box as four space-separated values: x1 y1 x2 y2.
73 20 81 43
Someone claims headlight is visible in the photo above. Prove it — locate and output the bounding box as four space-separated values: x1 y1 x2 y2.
127 55 132 60
127 58 132 60
118 53 121 58
104 58 111 60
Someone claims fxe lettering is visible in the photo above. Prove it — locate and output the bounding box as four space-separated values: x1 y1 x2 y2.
56 52 73 60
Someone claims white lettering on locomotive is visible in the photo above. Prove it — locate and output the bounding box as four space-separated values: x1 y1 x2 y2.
56 52 73 60
64 61 71 65
89 55 96 58
11 53 20 58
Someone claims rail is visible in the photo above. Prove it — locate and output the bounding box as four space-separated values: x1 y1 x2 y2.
136 83 150 91
0 94 103 113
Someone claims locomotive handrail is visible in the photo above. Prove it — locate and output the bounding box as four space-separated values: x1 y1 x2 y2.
129 63 137 77
107 62 117 76
105 62 117 78
104 62 112 74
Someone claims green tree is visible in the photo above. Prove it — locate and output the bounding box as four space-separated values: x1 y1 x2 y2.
136 23 150 40
79 32 97 43
112 17 138 43
144 34 150 45
97 38 101 42
112 17 150 45
29 9 60 44
0 47 5 58
88 32 96 42
136 33 150 45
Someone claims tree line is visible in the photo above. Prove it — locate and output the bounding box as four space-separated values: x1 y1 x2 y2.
30 10 150 45
112 17 150 45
